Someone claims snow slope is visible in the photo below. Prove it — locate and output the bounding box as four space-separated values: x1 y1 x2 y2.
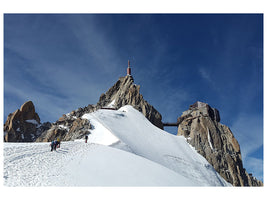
4 105 231 186
4 141 198 186
83 105 231 186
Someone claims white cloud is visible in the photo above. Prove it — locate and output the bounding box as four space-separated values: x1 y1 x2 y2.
199 67 212 83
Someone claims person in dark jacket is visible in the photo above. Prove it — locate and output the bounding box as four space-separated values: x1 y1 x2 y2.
53 140 58 151
50 140 55 151
85 135 88 143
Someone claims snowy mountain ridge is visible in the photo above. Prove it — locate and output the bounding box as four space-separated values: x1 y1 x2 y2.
83 105 230 186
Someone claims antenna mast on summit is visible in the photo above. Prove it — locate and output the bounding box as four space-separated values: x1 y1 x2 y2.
127 60 132 76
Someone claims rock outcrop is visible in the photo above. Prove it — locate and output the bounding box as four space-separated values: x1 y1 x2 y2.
177 101 263 186
35 114 91 142
3 101 50 142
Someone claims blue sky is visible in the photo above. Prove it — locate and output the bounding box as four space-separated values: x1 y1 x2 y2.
4 14 263 181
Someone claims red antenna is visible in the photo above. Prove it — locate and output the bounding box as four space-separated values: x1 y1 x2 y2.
127 60 131 76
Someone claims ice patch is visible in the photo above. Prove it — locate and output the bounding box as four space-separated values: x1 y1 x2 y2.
66 113 77 119
25 119 39 125
207 128 214 150
105 99 116 108
58 125 69 131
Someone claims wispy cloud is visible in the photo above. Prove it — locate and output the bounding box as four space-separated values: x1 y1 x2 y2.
60 15 123 76
4 82 70 122
231 113 263 159
198 67 224 96
230 113 263 179
244 157 263 181
199 67 212 83
4 15 125 122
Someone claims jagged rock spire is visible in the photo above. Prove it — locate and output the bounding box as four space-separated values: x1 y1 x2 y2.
97 75 163 129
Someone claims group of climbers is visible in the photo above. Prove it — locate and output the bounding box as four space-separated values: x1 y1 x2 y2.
50 135 90 151
50 138 61 152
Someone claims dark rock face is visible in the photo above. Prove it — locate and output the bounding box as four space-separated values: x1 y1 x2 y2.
177 101 263 186
36 113 91 142
4 101 44 142
96 76 163 129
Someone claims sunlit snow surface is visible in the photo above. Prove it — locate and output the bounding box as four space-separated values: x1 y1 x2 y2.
4 105 231 186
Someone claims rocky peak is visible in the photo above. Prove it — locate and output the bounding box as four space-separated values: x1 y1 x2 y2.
36 75 163 143
4 101 44 142
20 101 41 123
97 75 134 108
97 75 163 129
182 101 220 122
177 101 263 186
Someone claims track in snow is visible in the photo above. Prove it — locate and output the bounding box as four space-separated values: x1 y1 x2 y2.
3 141 95 186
